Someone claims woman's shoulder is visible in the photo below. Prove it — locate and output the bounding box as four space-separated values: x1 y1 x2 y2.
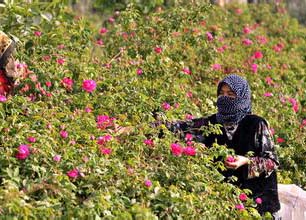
243 114 269 126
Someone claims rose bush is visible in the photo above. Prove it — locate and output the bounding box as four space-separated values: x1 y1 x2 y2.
0 0 305 219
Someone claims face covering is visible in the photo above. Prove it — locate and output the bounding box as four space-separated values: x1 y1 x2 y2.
216 74 252 124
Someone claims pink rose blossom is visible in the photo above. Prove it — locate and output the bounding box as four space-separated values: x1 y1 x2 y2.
34 31 42 37
97 135 112 145
42 55 51 61
243 26 251 34
212 63 222 71
276 137 285 143
253 51 263 59
96 39 104 45
185 133 193 141
255 197 262 204
27 136 36 143
235 8 243 15
256 35 268 44
226 155 236 162
0 95 7 102
154 47 163 54
170 143 183 156
251 63 258 73
183 146 196 156
82 80 97 93
264 92 273 97
136 68 143 75
96 115 115 130
265 77 273 86
186 91 193 98
239 193 248 201
206 32 214 41
288 98 298 113
174 103 180 109
185 114 193 120
108 17 115 23
161 102 171 111
85 107 92 113
144 179 152 187
53 155 61 162
16 144 30 160
182 67 191 75
56 58 65 65
67 169 79 179
100 147 112 155
45 81 52 87
144 139 154 147
235 204 245 210
60 130 68 139
99 27 108 34
61 77 74 90
57 44 65 49
301 119 306 127
242 38 253 46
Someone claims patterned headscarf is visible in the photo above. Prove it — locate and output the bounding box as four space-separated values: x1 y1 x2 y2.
216 74 252 124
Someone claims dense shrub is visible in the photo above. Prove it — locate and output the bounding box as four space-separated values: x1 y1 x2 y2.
0 1 305 218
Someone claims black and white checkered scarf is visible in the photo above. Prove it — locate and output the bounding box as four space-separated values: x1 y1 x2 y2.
216 74 252 124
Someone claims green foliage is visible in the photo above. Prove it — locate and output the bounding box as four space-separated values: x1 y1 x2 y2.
0 0 305 218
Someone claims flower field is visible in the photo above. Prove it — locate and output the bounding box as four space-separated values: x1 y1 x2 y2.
0 1 305 219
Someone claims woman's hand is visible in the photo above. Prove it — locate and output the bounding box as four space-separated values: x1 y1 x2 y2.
225 155 250 170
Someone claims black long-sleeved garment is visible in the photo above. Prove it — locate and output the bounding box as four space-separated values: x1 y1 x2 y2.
166 113 281 215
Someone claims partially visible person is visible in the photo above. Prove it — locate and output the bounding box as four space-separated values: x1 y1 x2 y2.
0 31 20 96
156 74 281 218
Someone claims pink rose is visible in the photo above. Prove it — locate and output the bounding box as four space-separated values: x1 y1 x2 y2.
53 155 61 162
255 197 262 204
185 133 193 141
61 77 74 90
85 107 92 113
206 32 214 41
27 136 36 143
136 68 143 75
161 102 171 111
251 63 258 73
235 203 245 210
243 26 251 34
96 39 104 46
60 130 68 139
0 95 7 102
16 144 30 160
99 27 108 34
34 31 42 37
242 38 253 46
144 139 154 147
56 58 65 65
67 169 79 179
97 135 112 145
212 63 222 71
154 47 163 54
239 193 248 201
100 147 112 155
276 137 285 143
264 92 273 97
170 143 183 156
45 81 52 87
253 51 263 59
144 180 152 187
183 146 196 156
182 67 191 75
226 155 236 163
82 80 97 93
